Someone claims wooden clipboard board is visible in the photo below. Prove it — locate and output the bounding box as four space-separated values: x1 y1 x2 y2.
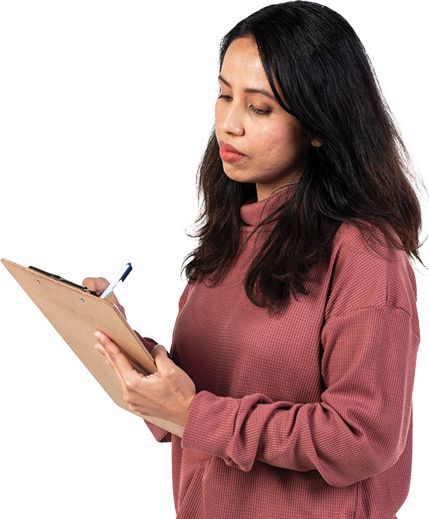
2 258 181 436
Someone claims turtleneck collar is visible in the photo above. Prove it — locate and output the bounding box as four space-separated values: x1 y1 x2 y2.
240 183 298 232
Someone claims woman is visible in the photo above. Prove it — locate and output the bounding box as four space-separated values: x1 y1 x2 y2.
86 2 425 517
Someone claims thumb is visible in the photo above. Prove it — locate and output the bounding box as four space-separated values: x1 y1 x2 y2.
82 277 109 295
151 345 171 367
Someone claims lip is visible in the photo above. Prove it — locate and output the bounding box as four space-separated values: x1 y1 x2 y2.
220 149 245 163
219 141 245 156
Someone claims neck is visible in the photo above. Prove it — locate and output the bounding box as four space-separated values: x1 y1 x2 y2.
256 181 300 202
240 182 298 231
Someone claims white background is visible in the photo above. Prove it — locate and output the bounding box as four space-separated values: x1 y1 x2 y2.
0 1 427 517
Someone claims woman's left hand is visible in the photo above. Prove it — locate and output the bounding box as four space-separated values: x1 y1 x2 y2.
94 330 196 437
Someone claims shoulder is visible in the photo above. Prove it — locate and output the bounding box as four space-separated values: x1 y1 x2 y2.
324 219 417 321
331 220 408 268
332 219 399 253
178 280 197 311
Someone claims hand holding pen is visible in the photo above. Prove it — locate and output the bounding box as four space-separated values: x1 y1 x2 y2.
100 263 132 299
82 263 132 318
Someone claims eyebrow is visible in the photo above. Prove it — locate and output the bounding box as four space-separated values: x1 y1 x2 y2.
218 74 276 101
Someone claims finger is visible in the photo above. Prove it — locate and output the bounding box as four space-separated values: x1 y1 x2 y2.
94 338 131 393
151 345 173 371
106 293 126 317
82 277 110 295
94 341 110 364
84 282 125 317
94 331 144 388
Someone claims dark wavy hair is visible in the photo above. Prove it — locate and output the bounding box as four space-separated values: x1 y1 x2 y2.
181 0 427 315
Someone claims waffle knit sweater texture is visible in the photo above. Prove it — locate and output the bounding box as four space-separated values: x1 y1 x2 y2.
140 184 420 519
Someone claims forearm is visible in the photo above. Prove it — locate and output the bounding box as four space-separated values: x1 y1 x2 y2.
181 307 418 487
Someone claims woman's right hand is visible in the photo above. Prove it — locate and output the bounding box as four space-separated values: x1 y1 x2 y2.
82 276 127 318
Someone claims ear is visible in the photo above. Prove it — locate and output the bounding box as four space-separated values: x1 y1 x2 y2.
311 137 322 148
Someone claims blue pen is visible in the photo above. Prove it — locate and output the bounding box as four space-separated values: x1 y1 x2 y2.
100 263 133 299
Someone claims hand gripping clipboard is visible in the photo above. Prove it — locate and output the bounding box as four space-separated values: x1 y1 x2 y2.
2 258 182 436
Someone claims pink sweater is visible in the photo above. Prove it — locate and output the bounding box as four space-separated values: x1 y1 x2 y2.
142 184 420 518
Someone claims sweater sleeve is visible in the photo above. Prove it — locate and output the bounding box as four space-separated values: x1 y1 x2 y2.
139 282 192 443
181 306 418 486
181 224 420 487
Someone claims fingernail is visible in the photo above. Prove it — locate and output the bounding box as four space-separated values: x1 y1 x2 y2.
94 343 104 353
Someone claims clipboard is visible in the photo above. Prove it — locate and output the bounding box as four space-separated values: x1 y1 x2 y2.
2 258 182 436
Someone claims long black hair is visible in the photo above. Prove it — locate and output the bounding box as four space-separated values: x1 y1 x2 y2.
181 1 427 315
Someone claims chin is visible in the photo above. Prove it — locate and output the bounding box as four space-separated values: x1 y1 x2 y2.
223 171 253 184
223 163 251 179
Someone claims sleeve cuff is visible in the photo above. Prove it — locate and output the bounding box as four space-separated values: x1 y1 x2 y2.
181 390 241 463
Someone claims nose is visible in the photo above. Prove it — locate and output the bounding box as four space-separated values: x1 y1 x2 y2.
221 103 245 136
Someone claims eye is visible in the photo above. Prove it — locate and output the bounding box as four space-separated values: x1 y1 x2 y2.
250 105 272 116
217 94 272 116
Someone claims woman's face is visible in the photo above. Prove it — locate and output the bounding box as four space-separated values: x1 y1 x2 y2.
215 37 320 201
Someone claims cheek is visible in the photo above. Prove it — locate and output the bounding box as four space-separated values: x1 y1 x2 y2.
255 126 292 159
261 122 307 158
